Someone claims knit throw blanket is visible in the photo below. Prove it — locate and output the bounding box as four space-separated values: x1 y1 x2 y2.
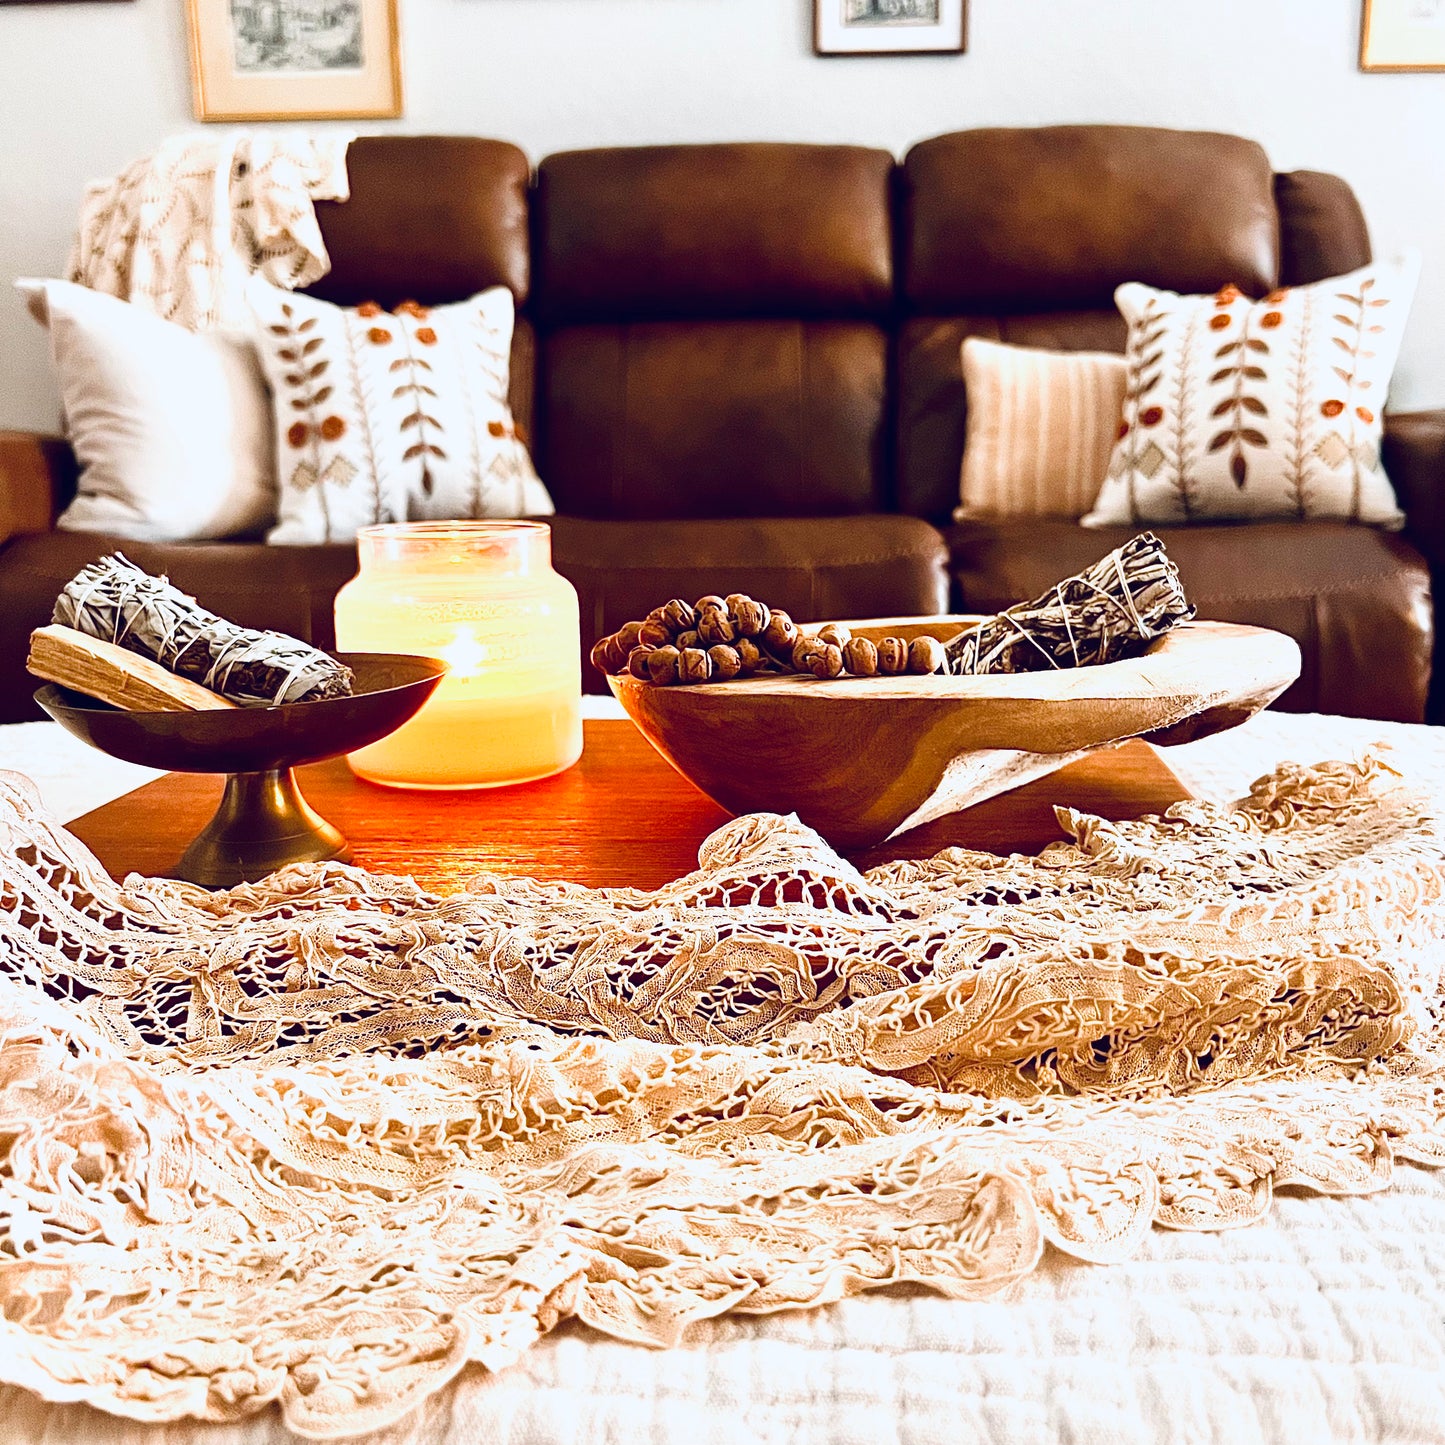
1 757 1444 1437
67 133 352 331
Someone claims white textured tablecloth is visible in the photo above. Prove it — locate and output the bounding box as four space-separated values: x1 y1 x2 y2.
3 708 1444 1445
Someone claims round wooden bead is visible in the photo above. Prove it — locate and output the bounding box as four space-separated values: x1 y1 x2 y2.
674 629 701 652
762 611 798 658
843 637 879 677
791 636 823 672
647 645 681 685
617 620 644 652
732 598 771 638
809 643 845 680
678 647 712 684
816 623 851 647
908 636 947 675
589 636 615 673
876 637 909 675
638 618 672 649
708 644 743 681
627 646 655 680
694 594 726 613
661 598 697 634
697 608 737 646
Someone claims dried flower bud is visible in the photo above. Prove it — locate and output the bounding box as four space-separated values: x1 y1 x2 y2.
908 636 947 675
843 637 879 677
694 594 726 613
638 619 672 649
732 598 771 638
678 647 712 684
816 623 852 647
661 598 697 634
617 621 644 652
674 629 701 652
697 608 737 646
809 643 845 680
791 636 823 672
762 611 798 658
647 645 681 686
734 638 763 674
876 637 909 675
708 644 743 681
627 646 655 680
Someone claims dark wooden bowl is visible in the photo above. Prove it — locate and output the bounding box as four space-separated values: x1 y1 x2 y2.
36 653 445 887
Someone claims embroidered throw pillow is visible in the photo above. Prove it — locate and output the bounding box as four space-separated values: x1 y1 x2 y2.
248 283 553 545
957 337 1128 520
1083 258 1418 529
17 279 276 541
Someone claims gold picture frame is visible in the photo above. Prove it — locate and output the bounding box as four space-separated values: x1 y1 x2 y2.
187 0 403 122
1361 0 1445 72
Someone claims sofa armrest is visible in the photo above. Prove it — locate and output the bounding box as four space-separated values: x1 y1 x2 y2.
1384 410 1445 571
0 432 76 546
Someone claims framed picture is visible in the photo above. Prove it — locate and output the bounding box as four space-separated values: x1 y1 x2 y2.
814 0 966 56
1361 0 1445 71
187 0 403 121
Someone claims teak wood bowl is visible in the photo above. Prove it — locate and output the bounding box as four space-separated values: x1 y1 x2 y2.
610 618 1301 850
37 653 445 888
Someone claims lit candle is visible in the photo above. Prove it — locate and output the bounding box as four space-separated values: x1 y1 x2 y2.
334 522 582 789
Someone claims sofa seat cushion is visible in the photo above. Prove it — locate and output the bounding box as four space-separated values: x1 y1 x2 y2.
0 532 360 724
946 519 1432 723
550 515 948 691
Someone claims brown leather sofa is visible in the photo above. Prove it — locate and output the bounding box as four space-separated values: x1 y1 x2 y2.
2 125 1442 725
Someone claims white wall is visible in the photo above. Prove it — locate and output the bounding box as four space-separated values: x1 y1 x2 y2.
2 0 1443 432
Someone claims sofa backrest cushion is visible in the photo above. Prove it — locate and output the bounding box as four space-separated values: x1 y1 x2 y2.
533 144 893 519
894 127 1371 522
900 125 1280 313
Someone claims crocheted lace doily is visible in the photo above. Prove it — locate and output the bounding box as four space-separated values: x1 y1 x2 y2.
1 757 1443 1438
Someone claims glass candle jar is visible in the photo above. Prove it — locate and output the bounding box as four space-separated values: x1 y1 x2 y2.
334 521 582 789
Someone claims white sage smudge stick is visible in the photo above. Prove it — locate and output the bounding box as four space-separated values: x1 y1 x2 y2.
53 554 354 706
946 532 1194 676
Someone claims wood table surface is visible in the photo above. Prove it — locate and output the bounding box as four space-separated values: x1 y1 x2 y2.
68 720 1189 893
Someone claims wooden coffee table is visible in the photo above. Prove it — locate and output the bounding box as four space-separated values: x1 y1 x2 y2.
69 720 1189 893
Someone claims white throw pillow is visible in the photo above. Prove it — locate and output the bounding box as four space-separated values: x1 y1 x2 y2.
958 337 1128 520
1083 258 1419 529
247 283 554 545
17 279 276 541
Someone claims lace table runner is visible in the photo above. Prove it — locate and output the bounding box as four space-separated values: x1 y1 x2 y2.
0 755 1443 1438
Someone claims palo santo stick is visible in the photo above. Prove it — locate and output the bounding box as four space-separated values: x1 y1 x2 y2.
28 625 236 713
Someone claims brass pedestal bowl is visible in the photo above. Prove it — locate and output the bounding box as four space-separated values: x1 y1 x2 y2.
37 653 445 888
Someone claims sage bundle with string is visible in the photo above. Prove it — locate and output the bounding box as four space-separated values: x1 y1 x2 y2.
53 554 353 705
947 532 1194 676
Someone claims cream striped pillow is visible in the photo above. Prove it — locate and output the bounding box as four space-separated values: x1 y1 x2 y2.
957 337 1128 520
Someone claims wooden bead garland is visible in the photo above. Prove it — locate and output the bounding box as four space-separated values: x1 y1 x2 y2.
590 592 946 687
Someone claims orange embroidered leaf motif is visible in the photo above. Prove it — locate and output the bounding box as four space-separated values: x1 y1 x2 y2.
1322 399 1345 418
320 415 346 441
1230 452 1247 487
1209 314 1232 331
312 385 333 405
1260 312 1284 329
1357 407 1375 424
284 372 304 386
368 328 393 345
415 328 438 346
278 348 298 362
297 317 317 333
268 325 290 336
302 337 324 355
357 301 382 318
287 421 309 447
487 420 507 438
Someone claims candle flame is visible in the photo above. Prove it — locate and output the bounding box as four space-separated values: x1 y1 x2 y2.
440 626 486 679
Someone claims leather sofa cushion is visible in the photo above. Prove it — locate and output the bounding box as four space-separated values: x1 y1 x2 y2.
0 516 949 719
540 320 888 517
895 310 1127 524
306 136 532 308
535 144 894 321
901 126 1279 312
551 515 949 692
1275 171 1372 287
947 519 1433 723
